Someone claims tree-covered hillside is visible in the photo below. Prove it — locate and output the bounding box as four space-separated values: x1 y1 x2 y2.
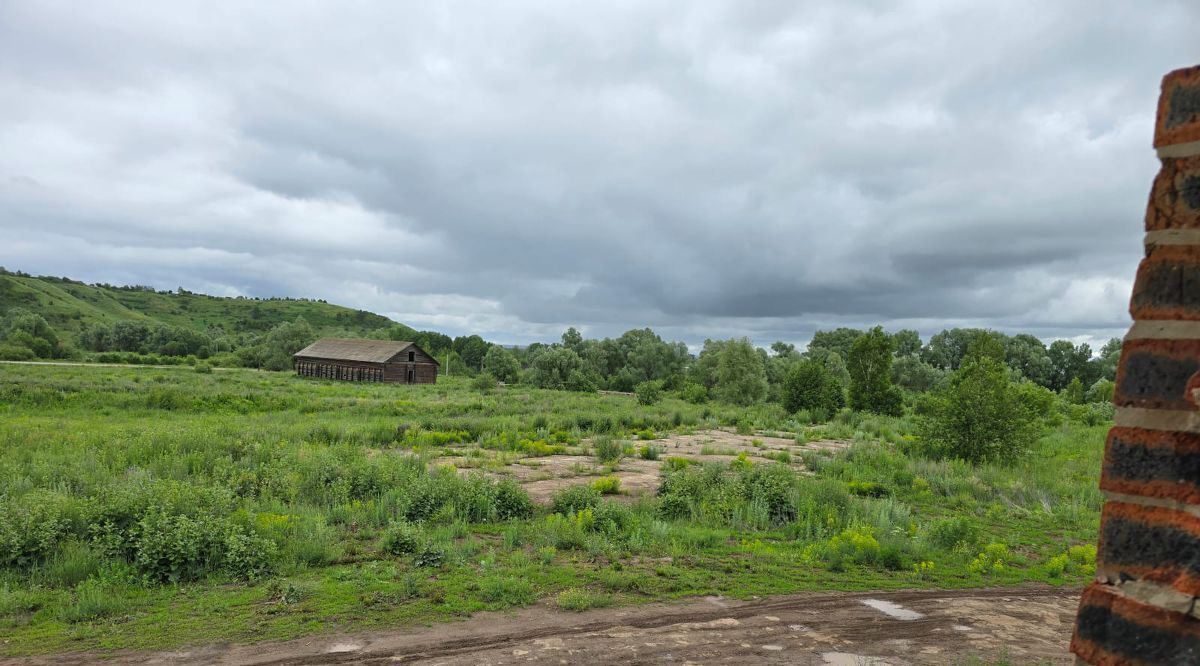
0 269 394 339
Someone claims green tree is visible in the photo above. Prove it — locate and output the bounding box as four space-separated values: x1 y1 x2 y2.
1047 340 1096 391
1087 378 1116 403
891 354 946 393
1096 337 1122 381
1 309 61 358
782 360 844 416
1004 334 1053 387
561 327 584 352
258 316 316 370
918 355 1044 465
482 345 521 383
807 328 865 362
921 328 997 370
1062 376 1085 405
452 335 490 372
527 347 590 390
892 329 922 357
847 327 902 415
711 337 767 406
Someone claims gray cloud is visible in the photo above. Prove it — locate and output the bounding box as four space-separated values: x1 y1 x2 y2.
1 0 1195 349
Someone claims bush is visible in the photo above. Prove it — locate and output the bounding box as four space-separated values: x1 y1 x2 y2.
782 360 844 415
413 540 446 568
917 356 1045 465
592 476 621 495
593 436 623 464
380 522 422 556
635 381 662 406
194 362 213 374
968 542 1010 574
0 343 35 361
132 512 223 584
223 527 277 581
471 372 497 393
493 479 535 520
638 444 662 460
680 382 708 404
551 485 601 516
925 517 980 551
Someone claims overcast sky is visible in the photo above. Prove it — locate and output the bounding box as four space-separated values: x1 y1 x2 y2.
2 2 1197 349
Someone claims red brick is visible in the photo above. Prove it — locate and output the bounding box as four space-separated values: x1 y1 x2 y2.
1130 245 1200 320
1155 65 1200 149
1072 583 1200 664
1145 156 1200 231
1097 502 1200 596
1101 427 1200 504
1113 339 1200 411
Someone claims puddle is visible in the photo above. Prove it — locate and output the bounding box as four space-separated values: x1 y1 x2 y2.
324 642 363 653
822 653 890 665
860 599 925 620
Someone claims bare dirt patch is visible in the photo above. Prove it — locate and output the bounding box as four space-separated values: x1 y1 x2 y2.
434 430 854 505
18 585 1079 665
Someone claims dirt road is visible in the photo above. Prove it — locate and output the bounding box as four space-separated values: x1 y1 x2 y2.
9 585 1080 666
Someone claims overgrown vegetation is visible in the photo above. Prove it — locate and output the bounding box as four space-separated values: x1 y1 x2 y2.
0 362 1105 655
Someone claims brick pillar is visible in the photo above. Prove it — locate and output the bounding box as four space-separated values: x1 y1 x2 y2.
1071 65 1200 664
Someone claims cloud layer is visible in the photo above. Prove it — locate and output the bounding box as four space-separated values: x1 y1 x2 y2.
2 1 1196 348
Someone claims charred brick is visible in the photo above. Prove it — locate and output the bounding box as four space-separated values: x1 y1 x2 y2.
1115 349 1200 411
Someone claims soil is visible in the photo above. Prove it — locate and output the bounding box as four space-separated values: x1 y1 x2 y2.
433 429 853 505
8 585 1080 665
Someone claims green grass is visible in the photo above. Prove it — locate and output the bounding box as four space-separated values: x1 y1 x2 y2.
0 363 1104 656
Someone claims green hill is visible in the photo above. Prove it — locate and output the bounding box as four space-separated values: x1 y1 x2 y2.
0 270 397 342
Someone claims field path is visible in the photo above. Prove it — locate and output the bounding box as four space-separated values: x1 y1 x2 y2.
8 585 1080 665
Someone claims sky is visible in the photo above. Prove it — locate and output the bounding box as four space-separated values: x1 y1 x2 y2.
2 1 1198 350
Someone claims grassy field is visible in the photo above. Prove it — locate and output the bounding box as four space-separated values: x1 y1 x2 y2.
0 363 1102 656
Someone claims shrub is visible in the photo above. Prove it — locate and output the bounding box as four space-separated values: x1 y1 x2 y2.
551 485 601 516
471 372 497 393
593 436 623 464
635 381 662 406
638 444 662 460
493 479 535 520
380 522 423 556
0 343 35 361
918 357 1045 464
969 542 1010 574
222 527 277 581
680 382 708 404
782 360 844 415
194 362 213 374
132 511 223 584
592 476 621 495
413 540 446 568
925 517 980 551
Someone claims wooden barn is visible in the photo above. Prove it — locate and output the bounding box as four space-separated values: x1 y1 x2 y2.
293 338 439 384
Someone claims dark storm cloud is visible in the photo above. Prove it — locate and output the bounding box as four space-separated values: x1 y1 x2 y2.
1 1 1196 348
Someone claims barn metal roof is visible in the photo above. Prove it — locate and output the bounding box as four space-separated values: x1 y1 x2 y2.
293 338 418 363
